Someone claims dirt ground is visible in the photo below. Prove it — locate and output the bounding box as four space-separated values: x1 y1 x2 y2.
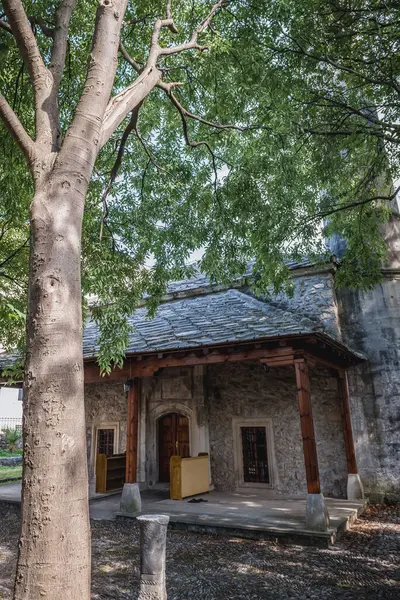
0 503 398 599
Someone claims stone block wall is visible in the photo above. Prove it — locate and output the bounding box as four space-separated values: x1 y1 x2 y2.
84 382 127 484
141 365 208 486
337 273 400 503
206 361 348 497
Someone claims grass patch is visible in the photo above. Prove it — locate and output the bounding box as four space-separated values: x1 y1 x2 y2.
0 465 22 481
0 450 22 457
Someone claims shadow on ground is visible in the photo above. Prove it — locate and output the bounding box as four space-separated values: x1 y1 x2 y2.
0 504 398 599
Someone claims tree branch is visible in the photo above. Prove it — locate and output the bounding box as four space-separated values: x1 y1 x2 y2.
28 16 54 38
101 1 226 149
166 89 253 132
119 40 143 72
99 66 162 150
282 185 400 247
0 218 12 242
121 40 257 135
0 93 35 161
100 102 143 236
165 0 178 34
0 271 25 288
2 0 60 150
317 186 400 218
296 125 399 145
100 98 166 235
0 238 29 270
134 125 165 171
0 18 12 33
294 93 400 133
157 0 226 57
276 28 400 96
49 0 77 88
61 0 129 163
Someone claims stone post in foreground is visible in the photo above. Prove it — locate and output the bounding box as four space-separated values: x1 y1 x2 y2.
137 514 170 600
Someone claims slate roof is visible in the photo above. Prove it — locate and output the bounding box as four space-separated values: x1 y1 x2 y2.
165 257 314 296
83 289 324 358
1 259 363 369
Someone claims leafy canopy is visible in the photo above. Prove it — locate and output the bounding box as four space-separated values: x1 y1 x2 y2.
0 0 398 371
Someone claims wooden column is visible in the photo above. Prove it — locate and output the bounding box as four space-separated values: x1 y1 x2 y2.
295 360 321 494
337 371 358 474
126 377 140 484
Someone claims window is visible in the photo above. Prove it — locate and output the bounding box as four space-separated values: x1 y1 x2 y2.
241 426 270 484
232 418 275 488
97 428 115 457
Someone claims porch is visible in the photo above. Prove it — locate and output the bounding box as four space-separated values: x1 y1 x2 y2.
0 482 362 546
120 489 366 547
85 329 365 531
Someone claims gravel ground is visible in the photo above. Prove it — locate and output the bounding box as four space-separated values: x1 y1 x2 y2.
0 503 398 599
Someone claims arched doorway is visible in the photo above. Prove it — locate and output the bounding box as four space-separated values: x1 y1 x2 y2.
158 412 190 482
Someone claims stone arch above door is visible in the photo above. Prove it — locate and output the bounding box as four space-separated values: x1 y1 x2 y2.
152 402 194 424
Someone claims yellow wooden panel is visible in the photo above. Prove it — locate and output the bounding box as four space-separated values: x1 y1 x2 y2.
170 454 210 500
181 455 209 498
170 455 182 500
96 454 107 494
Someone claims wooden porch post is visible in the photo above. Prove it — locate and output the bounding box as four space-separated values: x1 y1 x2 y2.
126 377 140 484
337 371 364 499
295 359 329 530
295 360 321 494
337 371 358 474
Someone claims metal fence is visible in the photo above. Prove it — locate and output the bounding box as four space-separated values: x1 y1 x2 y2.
0 417 22 432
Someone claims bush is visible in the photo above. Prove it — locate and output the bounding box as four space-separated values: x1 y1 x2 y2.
2 427 22 454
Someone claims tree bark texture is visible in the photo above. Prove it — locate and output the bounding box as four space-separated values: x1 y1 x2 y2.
0 2 225 598
12 2 132 597
15 165 91 600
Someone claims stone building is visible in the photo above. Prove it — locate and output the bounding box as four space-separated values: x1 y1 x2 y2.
1 212 399 529
83 208 400 524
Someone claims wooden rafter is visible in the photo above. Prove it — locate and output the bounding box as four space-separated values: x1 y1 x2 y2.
83 332 361 383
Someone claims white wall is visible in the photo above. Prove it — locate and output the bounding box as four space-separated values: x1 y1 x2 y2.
0 387 22 419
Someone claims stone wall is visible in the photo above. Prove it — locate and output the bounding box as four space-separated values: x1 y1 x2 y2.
141 365 209 486
206 361 348 497
84 382 127 483
83 360 348 496
337 273 400 503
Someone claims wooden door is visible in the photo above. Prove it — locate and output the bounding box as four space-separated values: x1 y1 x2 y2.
158 413 189 482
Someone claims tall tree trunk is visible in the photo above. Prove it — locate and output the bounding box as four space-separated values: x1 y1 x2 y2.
0 3 223 597
14 165 91 600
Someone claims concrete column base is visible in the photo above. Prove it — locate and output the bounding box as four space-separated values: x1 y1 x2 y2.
305 493 330 531
137 514 170 600
347 473 364 500
120 483 142 514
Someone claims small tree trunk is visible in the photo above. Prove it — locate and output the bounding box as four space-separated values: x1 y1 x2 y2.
14 168 91 600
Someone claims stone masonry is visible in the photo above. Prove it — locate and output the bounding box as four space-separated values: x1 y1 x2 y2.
206 361 348 497
141 366 208 486
85 382 127 485
337 273 400 503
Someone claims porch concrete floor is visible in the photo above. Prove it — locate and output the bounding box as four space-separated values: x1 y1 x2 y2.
0 483 365 546
122 488 365 546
